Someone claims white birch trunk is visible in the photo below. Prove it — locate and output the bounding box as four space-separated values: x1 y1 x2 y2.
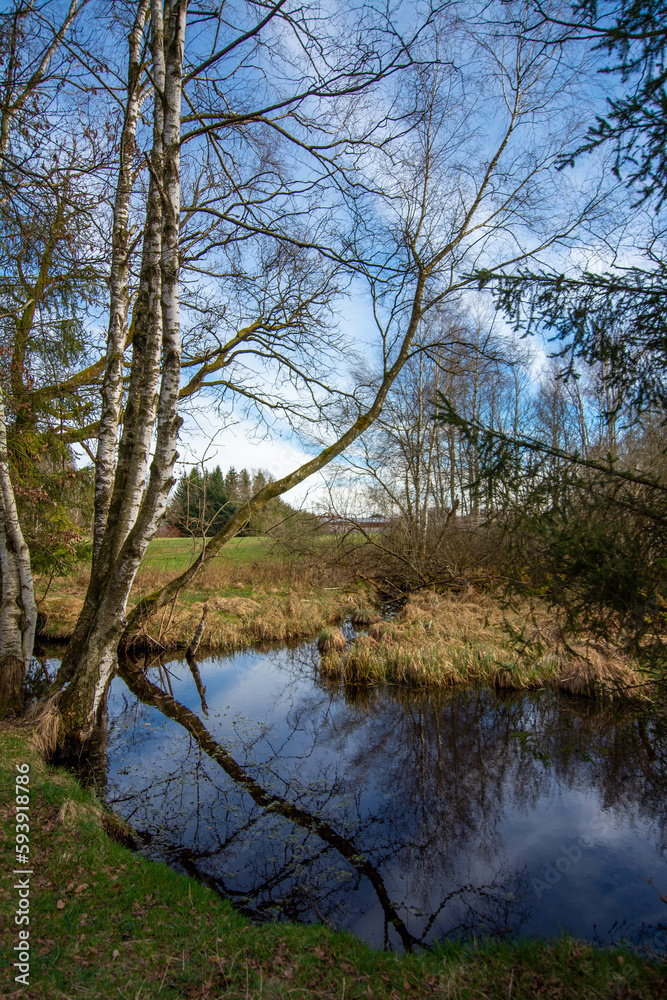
93 0 150 559
57 0 188 748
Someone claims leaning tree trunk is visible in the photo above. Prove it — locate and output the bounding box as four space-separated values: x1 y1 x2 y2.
53 0 187 750
0 383 37 716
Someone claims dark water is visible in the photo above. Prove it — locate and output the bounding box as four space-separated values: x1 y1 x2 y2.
102 642 667 953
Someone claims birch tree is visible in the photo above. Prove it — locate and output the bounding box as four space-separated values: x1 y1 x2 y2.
54 0 187 744
0 384 36 714
113 4 603 639
46 0 450 747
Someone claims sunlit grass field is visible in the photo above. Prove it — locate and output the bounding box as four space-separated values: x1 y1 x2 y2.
36 534 356 654
140 535 277 574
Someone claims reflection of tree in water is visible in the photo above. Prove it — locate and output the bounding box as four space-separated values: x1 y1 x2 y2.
542 703 667 851
317 665 667 850
102 646 667 950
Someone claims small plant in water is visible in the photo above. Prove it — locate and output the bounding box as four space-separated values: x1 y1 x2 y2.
318 628 346 653
350 606 381 627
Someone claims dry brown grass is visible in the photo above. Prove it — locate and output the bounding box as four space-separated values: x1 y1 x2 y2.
557 645 646 696
210 596 260 616
27 691 64 755
124 588 354 654
58 797 103 827
317 627 347 653
35 547 648 701
350 606 381 627
37 596 85 641
322 588 649 699
36 547 360 655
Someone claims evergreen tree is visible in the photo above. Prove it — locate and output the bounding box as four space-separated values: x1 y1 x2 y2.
251 470 268 494
224 467 239 500
238 468 251 500
479 1 667 416
207 466 234 535
171 465 310 538
173 469 205 534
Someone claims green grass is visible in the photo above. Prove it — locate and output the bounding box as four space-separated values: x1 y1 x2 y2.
141 536 276 574
1 726 665 999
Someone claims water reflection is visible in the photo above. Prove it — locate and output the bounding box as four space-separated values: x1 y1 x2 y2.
103 644 667 952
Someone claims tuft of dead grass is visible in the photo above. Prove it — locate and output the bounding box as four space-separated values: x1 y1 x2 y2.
56 797 136 845
557 645 646 696
318 627 347 653
350 606 382 627
124 589 356 655
27 690 64 755
210 596 260 617
58 797 103 827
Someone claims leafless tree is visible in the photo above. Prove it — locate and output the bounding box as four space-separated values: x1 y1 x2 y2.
321 309 535 585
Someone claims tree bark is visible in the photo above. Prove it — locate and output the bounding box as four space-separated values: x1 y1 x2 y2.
0 383 37 715
55 0 188 748
93 0 150 559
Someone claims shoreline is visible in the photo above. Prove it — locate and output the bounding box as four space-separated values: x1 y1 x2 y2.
35 585 654 703
1 724 665 999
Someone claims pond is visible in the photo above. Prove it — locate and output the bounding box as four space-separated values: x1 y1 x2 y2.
96 639 667 953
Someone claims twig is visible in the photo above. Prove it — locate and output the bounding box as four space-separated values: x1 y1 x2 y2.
187 603 209 658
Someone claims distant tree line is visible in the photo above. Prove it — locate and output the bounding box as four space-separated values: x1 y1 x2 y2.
168 466 315 539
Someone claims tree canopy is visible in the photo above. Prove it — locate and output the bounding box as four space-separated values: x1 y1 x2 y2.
477 0 667 418
426 1 667 671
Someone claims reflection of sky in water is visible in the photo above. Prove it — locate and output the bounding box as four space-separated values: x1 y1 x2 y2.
104 645 667 953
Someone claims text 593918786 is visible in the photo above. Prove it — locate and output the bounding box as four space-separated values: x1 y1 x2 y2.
13 763 31 987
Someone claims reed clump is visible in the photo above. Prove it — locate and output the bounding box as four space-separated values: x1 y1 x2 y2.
557 645 646 697
350 606 381 627
318 627 347 653
329 589 647 698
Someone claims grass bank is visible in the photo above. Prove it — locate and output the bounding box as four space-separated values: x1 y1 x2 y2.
321 590 651 701
36 538 357 655
1 725 665 1000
